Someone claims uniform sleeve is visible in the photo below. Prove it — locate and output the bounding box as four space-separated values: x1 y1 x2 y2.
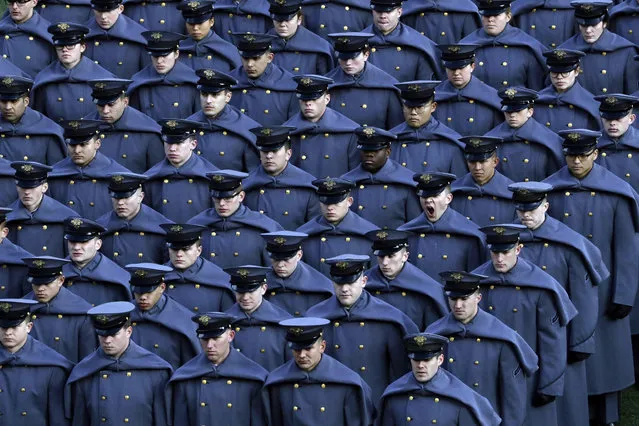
458 405 482 426
405 191 422 225
565 251 598 354
152 370 171 426
146 135 166 171
461 15 481 40
347 134 362 173
70 379 90 426
450 146 469 178
416 54 439 81
386 91 405 130
250 382 267 426
287 92 300 122
535 290 567 397
306 191 321 224
169 381 191 426
344 386 369 426
46 136 67 165
611 197 639 306
242 143 261 172
498 344 528 426
79 317 98 361
388 324 413 383
49 367 71 426
375 396 394 426
525 53 547 91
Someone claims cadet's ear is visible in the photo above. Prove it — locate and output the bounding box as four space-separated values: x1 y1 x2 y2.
237 190 246 202
592 148 599 161
0 225 9 239
41 181 49 194
225 90 232 103
629 113 637 125
94 237 103 250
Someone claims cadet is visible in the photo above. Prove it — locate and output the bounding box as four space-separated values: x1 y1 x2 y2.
325 32 403 129
162 223 235 313
302 0 373 40
461 0 547 91
243 125 320 230
187 69 261 172
511 0 578 49
62 216 132 306
177 0 242 73
400 0 481 45
85 78 164 173
24 256 95 363
434 44 503 136
261 231 333 316
123 0 185 34
559 0 639 95
296 177 379 277
473 225 578 426
144 119 218 223
0 75 66 165
543 129 639 425
262 317 375 425
306 254 419 401
225 265 292 371
364 0 443 82
168 312 268 426
0 0 55 79
188 170 283 268
390 80 467 177
535 49 602 133
427 272 539 426
284 74 360 178
228 33 299 126
65 301 172 426
341 126 421 229
485 87 565 182
97 173 171 267
364 229 448 330
510 181 607 426
268 0 335 75
126 263 200 369
450 136 517 226
0 157 18 206
0 208 32 298
32 23 114 122
37 0 92 25
398 172 488 279
210 0 272 43
128 31 199 121
84 0 148 79
47 120 131 220
609 0 639 45
6 161 76 257
0 298 73 426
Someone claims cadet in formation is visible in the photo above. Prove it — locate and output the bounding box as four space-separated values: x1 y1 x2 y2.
123 0 185 34
243 125 320 230
37 0 92 25
61 216 132 306
0 298 73 426
364 229 448 331
25 256 96 363
224 266 292 371
511 0 577 49
262 317 375 426
284 74 360 178
376 332 501 426
162 223 235 314
0 208 32 298
399 0 480 45
609 0 639 45
65 301 172 426
306 254 419 401
168 312 268 426
211 0 272 43
262 231 334 317
302 0 373 40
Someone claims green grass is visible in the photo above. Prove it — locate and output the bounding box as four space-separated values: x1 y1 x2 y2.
621 387 639 425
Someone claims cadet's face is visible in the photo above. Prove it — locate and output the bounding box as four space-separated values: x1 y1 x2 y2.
241 52 273 79
566 149 598 179
360 147 390 173
377 248 408 280
186 18 214 41
338 51 369 75
200 90 231 118
96 96 128 123
446 63 474 89
504 107 532 129
164 137 197 168
273 14 301 39
373 7 402 35
200 329 234 364
68 137 101 167
603 113 636 138
56 43 85 68
550 69 578 93
152 51 179 75
235 283 266 314
98 325 131 358
481 11 511 36
579 21 606 44
467 154 498 185
32 276 64 304
333 274 366 307
68 237 101 267
169 243 202 270
320 196 352 224
270 251 302 278
403 101 436 128
134 283 165 311
213 191 244 217
0 96 29 123
300 93 330 122
112 188 143 221
260 146 291 176
448 291 481 324
17 182 47 213
8 0 36 25
516 201 548 230
293 338 325 372
420 189 452 222
0 319 32 353
411 353 443 383
490 245 520 273
93 5 123 30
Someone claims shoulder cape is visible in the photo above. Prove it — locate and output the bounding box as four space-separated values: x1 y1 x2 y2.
243 163 317 191
285 107 360 134
341 158 416 187
145 153 217 179
6 195 77 223
485 118 564 163
269 25 334 58
97 204 171 235
0 107 65 145
164 257 231 289
128 61 198 93
188 204 283 232
213 0 270 16
302 0 369 7
62 252 132 290
229 62 297 91
560 28 639 53
598 125 639 150
0 335 73 370
402 0 480 14
188 104 260 144
33 56 114 89
86 13 147 44
512 0 574 15
610 0 639 19
179 31 241 68
451 170 514 198
266 261 333 294
106 106 162 134
390 117 464 149
297 210 379 236
226 299 292 325
398 207 486 241
0 237 33 265
49 152 130 178
169 349 267 383
0 12 53 43
536 82 601 123
28 285 92 315
435 77 502 110
326 62 400 91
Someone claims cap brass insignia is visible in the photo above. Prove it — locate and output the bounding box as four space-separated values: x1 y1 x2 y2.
413 335 427 346
57 22 70 32
554 50 567 59
273 236 287 245
300 77 313 86
261 128 272 136
94 82 107 89
170 225 183 233
68 121 81 129
493 226 506 235
187 1 200 9
406 84 421 92
420 174 432 184
111 175 124 184
566 132 581 141
504 88 517 99
32 259 46 268
198 315 210 325
134 270 147 277
275 0 286 4
338 37 350 44
518 188 530 195
605 96 618 105
448 46 461 53
290 327 304 335
243 34 256 43
0 302 10 313
468 138 482 147
323 178 336 190
212 174 225 183
376 231 388 239
95 314 109 324
362 127 376 138
336 261 350 270
450 272 464 281
165 120 178 129
202 69 215 79
20 164 33 173
1 77 13 86
237 268 250 278
582 4 593 11
151 32 163 40
70 218 83 229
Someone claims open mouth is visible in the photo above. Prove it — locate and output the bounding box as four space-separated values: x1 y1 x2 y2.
426 206 435 216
